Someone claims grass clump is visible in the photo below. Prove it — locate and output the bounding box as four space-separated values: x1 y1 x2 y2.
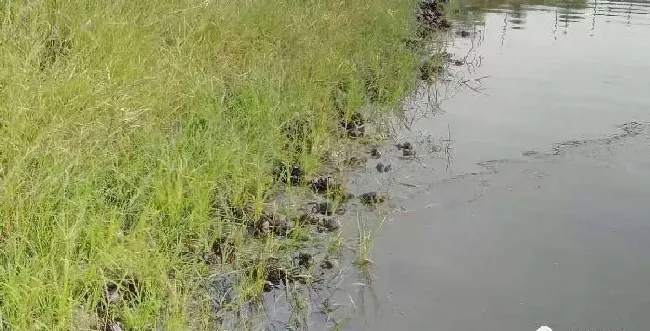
0 0 422 329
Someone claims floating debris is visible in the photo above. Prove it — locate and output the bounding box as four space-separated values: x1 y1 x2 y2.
370 148 381 158
397 141 416 156
376 163 392 173
396 142 413 150
402 148 416 157
522 150 542 157
359 192 386 205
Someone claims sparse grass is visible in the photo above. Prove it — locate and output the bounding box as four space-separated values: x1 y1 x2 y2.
0 0 422 329
327 232 344 256
354 214 387 269
287 284 310 330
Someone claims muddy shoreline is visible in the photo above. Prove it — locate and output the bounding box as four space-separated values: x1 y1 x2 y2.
203 0 650 327
73 1 455 329
185 1 459 329
0 1 456 329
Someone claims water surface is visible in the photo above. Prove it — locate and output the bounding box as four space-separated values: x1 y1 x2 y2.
344 1 650 330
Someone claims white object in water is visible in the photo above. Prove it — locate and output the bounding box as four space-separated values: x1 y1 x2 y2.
536 326 552 331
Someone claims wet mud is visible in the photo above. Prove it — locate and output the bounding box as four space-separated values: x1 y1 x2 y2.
203 107 402 330
417 0 452 32
97 276 144 331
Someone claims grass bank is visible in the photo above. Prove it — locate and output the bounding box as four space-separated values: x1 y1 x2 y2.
0 0 424 329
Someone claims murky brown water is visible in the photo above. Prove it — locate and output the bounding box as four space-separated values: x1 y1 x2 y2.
341 1 650 330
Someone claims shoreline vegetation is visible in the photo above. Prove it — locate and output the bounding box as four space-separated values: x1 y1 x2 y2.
0 0 451 329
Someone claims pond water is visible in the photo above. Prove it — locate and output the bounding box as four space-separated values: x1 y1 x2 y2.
342 1 650 330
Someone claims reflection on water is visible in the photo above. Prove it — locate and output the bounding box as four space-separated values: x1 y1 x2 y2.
418 0 650 170
453 0 587 31
454 0 650 34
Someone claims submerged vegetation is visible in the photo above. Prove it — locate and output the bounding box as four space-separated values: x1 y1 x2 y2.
0 0 453 329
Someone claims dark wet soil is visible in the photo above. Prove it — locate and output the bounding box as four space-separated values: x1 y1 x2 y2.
197 1 455 328
211 237 236 263
97 276 144 331
260 213 294 236
417 0 451 32
296 252 313 268
309 201 345 216
310 176 341 195
320 258 338 270
419 58 444 81
282 118 314 154
318 217 341 232
340 112 366 138
272 161 304 186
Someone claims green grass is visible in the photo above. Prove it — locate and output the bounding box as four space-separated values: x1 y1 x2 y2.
354 213 386 270
0 0 423 329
